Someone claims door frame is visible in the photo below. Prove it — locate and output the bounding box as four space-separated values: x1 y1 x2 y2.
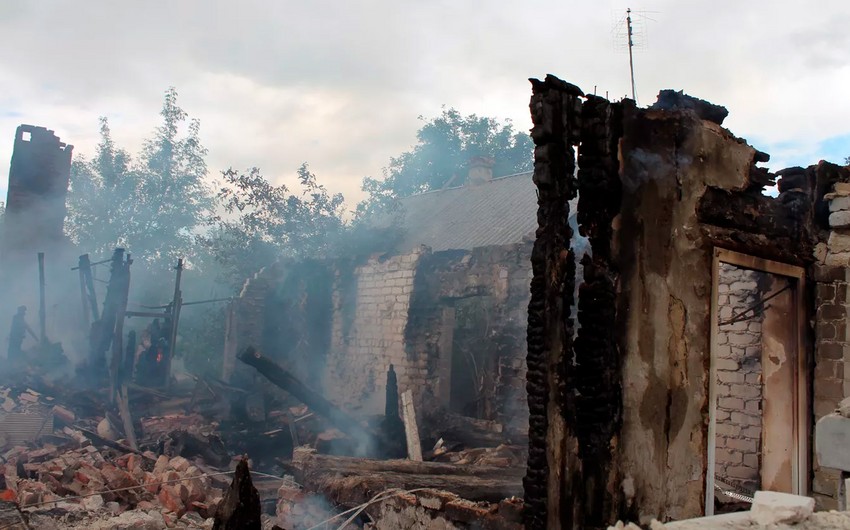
705 248 809 515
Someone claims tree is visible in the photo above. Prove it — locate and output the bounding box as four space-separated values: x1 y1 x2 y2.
66 88 213 266
201 163 346 285
356 107 533 217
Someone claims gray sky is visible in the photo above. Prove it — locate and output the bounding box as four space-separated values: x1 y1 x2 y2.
1 0 849 208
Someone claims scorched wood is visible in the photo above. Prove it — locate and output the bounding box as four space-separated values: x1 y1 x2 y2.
237 346 379 451
292 449 524 505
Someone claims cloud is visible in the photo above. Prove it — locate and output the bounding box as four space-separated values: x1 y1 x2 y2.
1 0 849 205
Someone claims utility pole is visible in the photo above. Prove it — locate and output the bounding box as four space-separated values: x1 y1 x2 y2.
626 8 637 101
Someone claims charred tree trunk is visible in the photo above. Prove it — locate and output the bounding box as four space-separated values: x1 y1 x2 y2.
524 75 582 530
213 458 261 530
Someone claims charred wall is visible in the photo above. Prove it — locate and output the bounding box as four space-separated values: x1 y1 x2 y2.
228 260 335 390
523 75 581 530
405 243 532 434
525 74 846 528
2 125 73 265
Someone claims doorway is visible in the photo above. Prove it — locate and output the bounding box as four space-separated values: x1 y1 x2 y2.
706 249 808 515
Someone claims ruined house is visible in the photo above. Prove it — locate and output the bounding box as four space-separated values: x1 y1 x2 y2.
227 158 576 437
226 76 850 528
523 75 850 529
1 125 73 266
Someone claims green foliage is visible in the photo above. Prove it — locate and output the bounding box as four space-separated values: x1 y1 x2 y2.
201 163 347 286
356 107 533 216
66 88 213 266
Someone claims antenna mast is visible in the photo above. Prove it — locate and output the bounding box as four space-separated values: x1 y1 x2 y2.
626 8 636 101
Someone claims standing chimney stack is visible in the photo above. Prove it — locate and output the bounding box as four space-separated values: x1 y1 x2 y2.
467 156 495 185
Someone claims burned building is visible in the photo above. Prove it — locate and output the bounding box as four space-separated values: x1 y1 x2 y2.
226 158 585 438
224 77 850 529
523 75 850 529
1 125 73 265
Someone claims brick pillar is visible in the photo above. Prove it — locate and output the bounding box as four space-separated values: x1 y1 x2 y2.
812 264 850 509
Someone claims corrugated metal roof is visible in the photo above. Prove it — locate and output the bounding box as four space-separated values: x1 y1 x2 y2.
396 172 538 252
0 412 53 448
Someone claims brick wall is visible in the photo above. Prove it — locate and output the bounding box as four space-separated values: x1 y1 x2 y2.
812 264 850 509
230 242 531 432
407 243 531 433
325 248 424 415
810 184 850 509
714 263 765 497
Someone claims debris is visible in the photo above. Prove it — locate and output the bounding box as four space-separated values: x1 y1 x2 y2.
745 491 814 526
212 458 261 530
400 390 422 461
291 447 523 505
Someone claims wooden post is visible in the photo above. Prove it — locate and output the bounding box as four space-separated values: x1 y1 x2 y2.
116 385 138 451
221 302 238 383
110 253 131 402
401 389 422 461
77 255 90 331
165 258 183 387
37 252 46 345
90 249 123 386
79 254 99 321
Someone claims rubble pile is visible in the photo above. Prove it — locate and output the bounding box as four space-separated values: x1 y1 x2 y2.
275 479 354 530
2 436 225 523
0 350 530 529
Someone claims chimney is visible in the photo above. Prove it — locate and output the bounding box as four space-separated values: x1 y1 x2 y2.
467 156 495 185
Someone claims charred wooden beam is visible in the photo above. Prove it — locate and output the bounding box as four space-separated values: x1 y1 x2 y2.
237 346 380 452
697 186 815 263
213 458 261 530
292 449 523 506
165 258 184 389
88 249 125 385
525 74 582 530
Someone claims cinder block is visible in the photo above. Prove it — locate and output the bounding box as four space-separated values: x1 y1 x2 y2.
750 491 814 526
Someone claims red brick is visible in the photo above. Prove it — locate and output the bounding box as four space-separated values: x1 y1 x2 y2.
158 486 186 517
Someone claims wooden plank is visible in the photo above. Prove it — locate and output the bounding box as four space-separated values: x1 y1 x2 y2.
291 449 524 506
291 449 525 478
761 278 795 493
116 385 138 451
401 389 422 461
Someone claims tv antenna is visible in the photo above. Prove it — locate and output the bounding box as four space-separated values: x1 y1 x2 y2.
611 8 657 104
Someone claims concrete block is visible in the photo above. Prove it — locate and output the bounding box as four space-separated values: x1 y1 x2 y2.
816 413 850 471
749 491 814 526
839 397 850 418
829 231 850 253
830 211 850 228
830 196 850 212
814 242 829 264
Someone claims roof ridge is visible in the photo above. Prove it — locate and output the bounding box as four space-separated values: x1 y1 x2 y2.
402 170 533 200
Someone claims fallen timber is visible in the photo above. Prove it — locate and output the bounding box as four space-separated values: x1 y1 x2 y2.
291 448 524 506
237 346 387 454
